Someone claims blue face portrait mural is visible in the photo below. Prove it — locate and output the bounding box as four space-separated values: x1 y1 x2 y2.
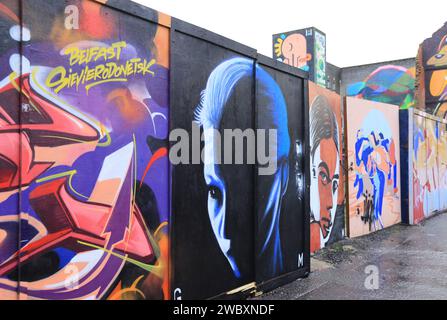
194 57 290 278
170 25 309 298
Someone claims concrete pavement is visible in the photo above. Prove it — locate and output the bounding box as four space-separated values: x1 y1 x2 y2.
256 213 447 300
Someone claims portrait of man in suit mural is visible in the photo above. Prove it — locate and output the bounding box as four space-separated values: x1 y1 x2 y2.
194 57 291 279
309 95 342 251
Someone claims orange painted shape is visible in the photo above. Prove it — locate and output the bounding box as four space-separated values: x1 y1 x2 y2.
430 70 447 97
0 230 7 245
80 1 114 38
89 179 123 206
153 13 171 68
310 223 321 253
107 88 148 124
0 3 19 23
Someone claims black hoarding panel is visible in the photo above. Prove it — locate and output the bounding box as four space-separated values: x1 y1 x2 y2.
255 56 310 290
170 21 310 299
170 19 257 300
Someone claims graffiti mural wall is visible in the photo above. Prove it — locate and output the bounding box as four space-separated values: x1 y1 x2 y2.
425 118 440 213
411 111 447 224
0 0 20 300
438 122 447 210
0 0 312 301
412 113 427 224
422 24 447 119
345 97 401 237
346 65 416 110
0 0 170 300
411 22 447 225
418 22 447 119
308 82 344 252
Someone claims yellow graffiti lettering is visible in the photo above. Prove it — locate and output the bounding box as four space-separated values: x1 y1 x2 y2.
45 66 69 94
45 55 156 94
63 41 127 66
45 39 155 94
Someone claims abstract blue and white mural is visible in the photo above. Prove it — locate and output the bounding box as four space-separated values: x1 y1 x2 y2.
346 97 401 237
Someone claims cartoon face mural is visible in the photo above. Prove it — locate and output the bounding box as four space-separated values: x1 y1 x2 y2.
346 65 416 110
346 97 401 237
273 28 327 89
0 0 170 300
274 33 312 71
308 82 344 252
194 58 291 279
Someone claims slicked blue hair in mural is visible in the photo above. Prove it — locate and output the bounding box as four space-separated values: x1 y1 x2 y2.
195 57 290 159
256 62 290 278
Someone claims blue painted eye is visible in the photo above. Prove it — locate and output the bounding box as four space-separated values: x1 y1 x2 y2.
208 186 222 202
436 54 444 59
209 186 218 198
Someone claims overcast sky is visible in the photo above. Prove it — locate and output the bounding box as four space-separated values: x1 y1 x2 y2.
134 0 447 67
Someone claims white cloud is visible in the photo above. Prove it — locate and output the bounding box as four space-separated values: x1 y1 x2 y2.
134 0 447 67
